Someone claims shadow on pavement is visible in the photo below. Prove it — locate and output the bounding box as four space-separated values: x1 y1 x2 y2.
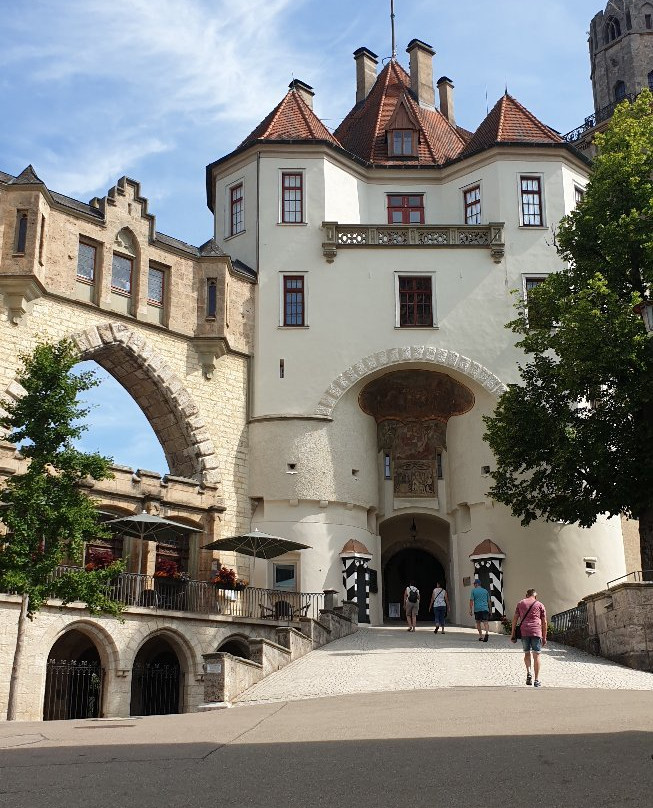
1 731 652 808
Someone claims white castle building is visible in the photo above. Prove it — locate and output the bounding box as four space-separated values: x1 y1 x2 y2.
206 39 633 625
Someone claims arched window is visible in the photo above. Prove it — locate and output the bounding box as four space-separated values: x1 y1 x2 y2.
605 16 622 43
614 80 626 102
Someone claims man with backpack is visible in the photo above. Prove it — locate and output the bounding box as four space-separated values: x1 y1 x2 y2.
404 580 420 632
511 588 547 687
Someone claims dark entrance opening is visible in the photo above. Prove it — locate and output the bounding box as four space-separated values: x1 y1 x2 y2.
43 630 104 720
130 637 183 716
383 547 445 622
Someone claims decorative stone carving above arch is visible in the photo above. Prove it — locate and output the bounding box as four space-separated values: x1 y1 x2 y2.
114 227 137 256
1 322 221 487
314 345 507 417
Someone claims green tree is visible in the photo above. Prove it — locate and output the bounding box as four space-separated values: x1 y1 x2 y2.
484 91 653 578
0 339 123 720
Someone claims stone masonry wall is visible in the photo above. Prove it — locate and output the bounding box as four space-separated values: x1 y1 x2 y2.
0 594 287 721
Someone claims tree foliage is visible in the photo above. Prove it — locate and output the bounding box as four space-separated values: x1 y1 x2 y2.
483 91 653 572
0 339 123 617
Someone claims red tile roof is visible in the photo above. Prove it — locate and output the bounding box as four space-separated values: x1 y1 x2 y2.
462 93 563 157
239 87 340 149
334 60 465 166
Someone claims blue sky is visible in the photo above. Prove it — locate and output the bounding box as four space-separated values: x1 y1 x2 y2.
2 0 605 473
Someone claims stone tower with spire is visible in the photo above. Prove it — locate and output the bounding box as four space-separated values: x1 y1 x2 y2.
590 1 653 114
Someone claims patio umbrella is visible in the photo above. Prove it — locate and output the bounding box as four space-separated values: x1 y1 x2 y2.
201 529 311 583
104 511 202 574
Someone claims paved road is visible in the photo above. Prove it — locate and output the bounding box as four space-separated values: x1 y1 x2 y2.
1 627 652 808
237 625 653 703
1 688 652 808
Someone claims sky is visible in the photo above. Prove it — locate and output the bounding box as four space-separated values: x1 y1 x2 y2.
2 0 606 473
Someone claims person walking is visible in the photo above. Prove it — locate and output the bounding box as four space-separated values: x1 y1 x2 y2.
404 580 420 632
469 579 491 641
511 588 547 686
429 581 449 633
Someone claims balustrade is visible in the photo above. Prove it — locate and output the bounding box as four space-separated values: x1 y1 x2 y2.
322 221 505 263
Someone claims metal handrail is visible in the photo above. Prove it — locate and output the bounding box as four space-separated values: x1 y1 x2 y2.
45 567 325 622
563 93 638 142
607 570 653 588
550 602 588 634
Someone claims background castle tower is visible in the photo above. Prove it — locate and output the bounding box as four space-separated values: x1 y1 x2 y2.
590 0 653 114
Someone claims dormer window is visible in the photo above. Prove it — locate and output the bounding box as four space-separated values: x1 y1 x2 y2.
389 129 416 156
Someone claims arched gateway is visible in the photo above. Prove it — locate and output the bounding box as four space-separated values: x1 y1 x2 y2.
2 321 221 485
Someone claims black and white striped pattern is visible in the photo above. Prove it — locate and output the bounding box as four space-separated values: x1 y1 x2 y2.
473 557 504 618
341 555 370 623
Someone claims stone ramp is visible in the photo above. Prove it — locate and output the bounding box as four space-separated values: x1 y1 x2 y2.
235 625 653 703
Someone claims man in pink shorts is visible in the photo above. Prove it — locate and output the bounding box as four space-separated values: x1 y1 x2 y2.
511 588 547 687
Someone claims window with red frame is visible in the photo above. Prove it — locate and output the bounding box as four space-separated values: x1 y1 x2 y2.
389 129 416 156
520 177 543 226
283 275 305 326
230 183 244 235
282 173 303 223
387 194 424 224
464 186 481 225
399 276 432 327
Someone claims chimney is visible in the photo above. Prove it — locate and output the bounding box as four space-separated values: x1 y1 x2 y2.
437 76 455 126
288 79 315 109
353 47 378 103
406 39 435 109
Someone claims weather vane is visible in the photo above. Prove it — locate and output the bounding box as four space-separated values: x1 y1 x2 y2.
391 0 397 61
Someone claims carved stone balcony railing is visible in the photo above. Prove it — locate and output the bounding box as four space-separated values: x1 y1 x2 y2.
321 221 505 264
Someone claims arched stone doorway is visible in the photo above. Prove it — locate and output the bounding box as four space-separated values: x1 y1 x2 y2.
43 630 104 720
383 547 445 622
130 636 183 716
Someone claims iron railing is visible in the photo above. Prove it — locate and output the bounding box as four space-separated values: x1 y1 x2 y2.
47 566 325 622
43 659 104 721
551 601 588 634
607 570 653 588
563 93 638 142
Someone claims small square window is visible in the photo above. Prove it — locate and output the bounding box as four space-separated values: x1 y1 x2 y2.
387 194 424 225
273 563 296 592
77 241 96 283
464 186 481 225
147 266 164 306
111 254 132 295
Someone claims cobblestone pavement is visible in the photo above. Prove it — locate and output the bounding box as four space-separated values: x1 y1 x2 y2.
236 625 653 703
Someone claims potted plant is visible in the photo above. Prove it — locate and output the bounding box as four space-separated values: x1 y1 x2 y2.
210 564 246 590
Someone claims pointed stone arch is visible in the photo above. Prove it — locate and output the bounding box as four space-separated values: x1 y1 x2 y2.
314 345 507 417
1 322 220 486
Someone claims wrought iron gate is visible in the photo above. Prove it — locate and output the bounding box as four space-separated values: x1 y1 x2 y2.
131 662 182 716
43 659 104 721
